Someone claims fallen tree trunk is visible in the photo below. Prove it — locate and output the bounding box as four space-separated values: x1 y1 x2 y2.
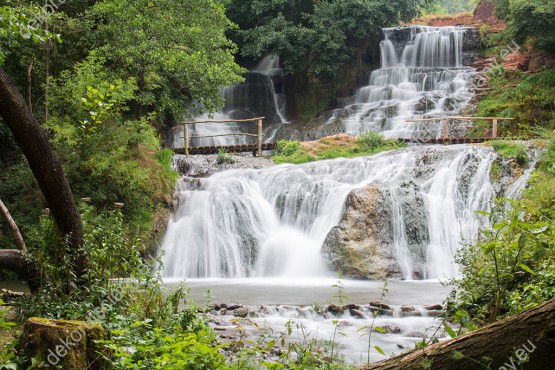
0 69 86 278
0 249 26 277
360 299 555 370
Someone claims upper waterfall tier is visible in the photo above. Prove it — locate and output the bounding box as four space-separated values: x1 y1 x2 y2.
332 26 479 140
172 55 286 148
161 145 497 280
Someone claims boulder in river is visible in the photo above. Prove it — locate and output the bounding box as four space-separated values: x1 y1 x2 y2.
321 184 403 279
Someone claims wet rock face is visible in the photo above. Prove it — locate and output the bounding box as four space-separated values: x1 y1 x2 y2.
463 27 481 51
321 184 403 279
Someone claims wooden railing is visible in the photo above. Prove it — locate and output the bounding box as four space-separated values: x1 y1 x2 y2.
404 116 515 140
173 117 265 156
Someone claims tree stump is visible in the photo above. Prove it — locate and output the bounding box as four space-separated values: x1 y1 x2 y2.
20 317 110 369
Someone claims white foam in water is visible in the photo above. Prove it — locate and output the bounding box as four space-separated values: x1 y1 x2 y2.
171 279 453 365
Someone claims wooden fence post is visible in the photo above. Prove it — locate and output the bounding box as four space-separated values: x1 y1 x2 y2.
257 119 263 157
492 118 498 139
184 124 189 156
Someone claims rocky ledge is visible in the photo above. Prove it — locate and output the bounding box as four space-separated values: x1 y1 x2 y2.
173 153 275 177
208 301 445 322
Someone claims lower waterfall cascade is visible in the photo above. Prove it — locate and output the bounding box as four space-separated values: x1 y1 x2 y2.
161 145 499 280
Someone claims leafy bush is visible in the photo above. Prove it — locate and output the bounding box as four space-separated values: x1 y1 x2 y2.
448 197 554 323
47 57 176 236
216 148 235 165
492 0 555 51
14 205 232 368
448 136 555 323
273 140 316 164
274 140 303 157
356 131 406 153
473 69 555 136
107 328 229 370
489 140 529 167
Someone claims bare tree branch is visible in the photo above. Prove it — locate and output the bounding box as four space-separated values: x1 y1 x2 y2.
0 198 27 252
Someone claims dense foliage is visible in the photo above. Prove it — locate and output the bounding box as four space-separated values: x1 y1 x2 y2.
46 57 175 234
421 0 477 14
492 0 555 51
89 0 245 119
225 0 434 77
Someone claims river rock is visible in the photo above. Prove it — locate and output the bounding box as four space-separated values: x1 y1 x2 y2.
368 306 394 316
233 307 249 318
401 305 415 312
424 304 443 311
321 184 403 279
425 310 443 317
1 289 24 301
380 324 401 334
327 304 344 315
349 308 369 320
369 301 391 310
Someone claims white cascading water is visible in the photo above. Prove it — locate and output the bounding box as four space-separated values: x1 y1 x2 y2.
172 56 286 148
161 145 496 280
339 26 476 139
252 55 288 124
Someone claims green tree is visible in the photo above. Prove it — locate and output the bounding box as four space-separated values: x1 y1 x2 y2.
89 0 246 120
47 57 175 234
431 0 477 14
493 0 555 51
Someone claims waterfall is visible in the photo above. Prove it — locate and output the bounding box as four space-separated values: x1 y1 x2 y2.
161 145 496 280
339 26 477 139
172 56 286 148
252 55 288 124
161 26 500 281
